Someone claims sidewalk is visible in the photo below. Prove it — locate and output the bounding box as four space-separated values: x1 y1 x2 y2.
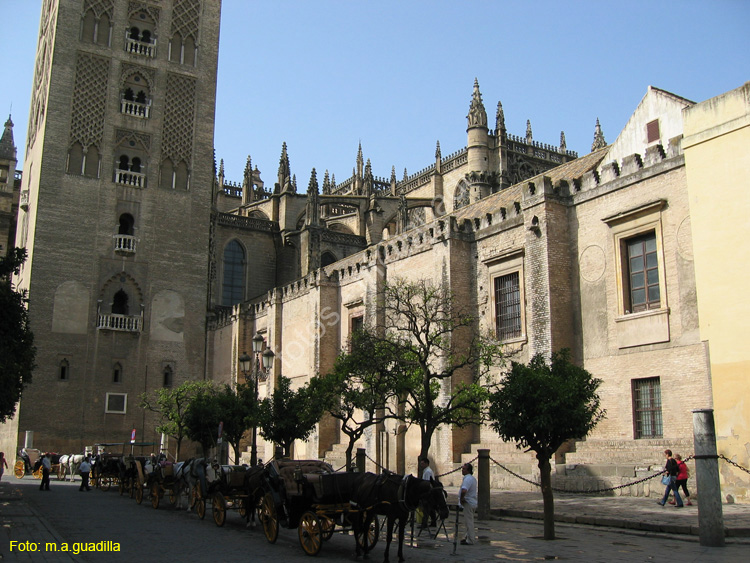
485 490 750 538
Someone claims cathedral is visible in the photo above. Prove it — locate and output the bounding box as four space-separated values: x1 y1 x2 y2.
5 0 749 501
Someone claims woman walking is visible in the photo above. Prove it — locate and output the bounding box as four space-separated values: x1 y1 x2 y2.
669 454 693 506
658 449 683 507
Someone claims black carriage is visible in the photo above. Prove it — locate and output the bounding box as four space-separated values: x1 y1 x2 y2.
206 464 264 527
259 459 378 557
147 460 183 509
91 452 123 491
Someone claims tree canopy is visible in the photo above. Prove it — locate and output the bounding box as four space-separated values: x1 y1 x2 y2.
139 380 213 460
370 278 502 466
488 349 605 539
0 248 36 423
258 375 327 457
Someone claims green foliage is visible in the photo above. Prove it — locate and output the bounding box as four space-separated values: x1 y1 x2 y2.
183 386 222 458
139 380 213 459
488 349 606 459
258 375 327 457
214 383 257 464
376 278 503 459
320 330 405 465
0 248 36 423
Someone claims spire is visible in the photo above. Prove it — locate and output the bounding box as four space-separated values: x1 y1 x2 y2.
0 115 17 160
435 140 441 160
292 174 297 193
390 165 397 195
306 168 319 226
243 155 253 185
526 120 533 144
495 101 506 134
277 142 290 193
356 141 364 179
591 118 606 151
403 168 408 181
322 170 330 194
307 168 319 195
467 78 487 128
364 158 373 197
559 131 567 152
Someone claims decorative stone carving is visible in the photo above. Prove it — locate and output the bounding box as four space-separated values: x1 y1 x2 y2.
161 73 196 163
70 53 110 149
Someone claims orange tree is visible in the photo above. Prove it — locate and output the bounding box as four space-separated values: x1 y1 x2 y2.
488 349 605 540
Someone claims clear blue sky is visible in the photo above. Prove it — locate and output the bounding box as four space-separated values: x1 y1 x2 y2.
2 0 749 186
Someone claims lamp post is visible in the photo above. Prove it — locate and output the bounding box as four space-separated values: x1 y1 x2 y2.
241 333 274 466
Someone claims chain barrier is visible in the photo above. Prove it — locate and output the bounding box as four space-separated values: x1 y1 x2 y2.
334 463 348 472
365 453 389 472
436 455 479 479
719 454 750 475
489 453 698 495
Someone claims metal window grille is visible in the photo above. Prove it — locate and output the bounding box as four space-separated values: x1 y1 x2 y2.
633 377 662 438
495 272 521 340
646 119 660 143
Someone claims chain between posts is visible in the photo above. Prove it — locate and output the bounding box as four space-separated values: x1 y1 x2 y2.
719 454 750 475
489 454 703 494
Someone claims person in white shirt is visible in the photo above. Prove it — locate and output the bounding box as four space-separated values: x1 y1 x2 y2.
459 463 478 545
419 457 436 529
78 456 92 491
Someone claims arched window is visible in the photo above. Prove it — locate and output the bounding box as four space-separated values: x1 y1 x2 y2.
174 160 189 190
59 359 70 381
160 158 174 189
221 240 245 306
112 289 129 315
118 214 135 235
183 35 196 66
321 251 337 267
113 362 122 383
97 13 111 46
130 157 142 173
129 26 140 40
84 145 100 178
163 366 173 387
169 32 183 62
454 180 470 211
119 155 130 170
141 29 152 44
67 142 84 175
82 10 96 42
123 88 135 101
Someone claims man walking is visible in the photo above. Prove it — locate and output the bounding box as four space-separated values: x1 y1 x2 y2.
78 456 92 491
39 453 51 491
459 463 478 545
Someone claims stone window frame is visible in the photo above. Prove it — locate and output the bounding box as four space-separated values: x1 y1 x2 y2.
58 357 71 381
603 200 669 318
484 249 526 345
105 392 128 414
632 376 662 439
112 361 123 384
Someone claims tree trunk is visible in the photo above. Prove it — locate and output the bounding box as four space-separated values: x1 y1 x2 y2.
537 454 555 540
418 427 434 477
345 440 355 471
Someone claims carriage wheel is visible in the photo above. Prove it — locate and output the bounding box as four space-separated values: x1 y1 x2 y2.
151 483 160 509
212 492 227 527
298 511 323 556
14 460 25 479
190 483 200 509
135 484 143 504
169 487 177 505
320 516 335 541
33 468 42 480
100 476 111 492
196 497 206 520
355 513 379 551
129 478 135 499
259 492 279 543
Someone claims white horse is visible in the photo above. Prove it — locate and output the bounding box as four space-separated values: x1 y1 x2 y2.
58 454 85 481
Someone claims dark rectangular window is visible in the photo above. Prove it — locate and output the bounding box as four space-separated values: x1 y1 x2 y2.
646 119 660 143
495 272 521 340
105 393 127 414
633 377 662 438
626 232 660 313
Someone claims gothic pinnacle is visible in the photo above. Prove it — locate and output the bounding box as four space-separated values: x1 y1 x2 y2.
495 101 506 133
591 118 607 151
435 140 441 160
467 78 487 128
307 168 318 195
560 131 567 152
526 120 533 143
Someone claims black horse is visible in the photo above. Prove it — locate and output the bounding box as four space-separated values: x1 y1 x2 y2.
351 471 448 562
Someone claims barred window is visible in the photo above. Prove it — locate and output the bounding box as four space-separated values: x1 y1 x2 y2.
221 240 245 306
495 272 521 340
633 377 662 438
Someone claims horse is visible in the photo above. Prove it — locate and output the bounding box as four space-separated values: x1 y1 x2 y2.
242 463 268 527
63 454 85 481
351 471 449 563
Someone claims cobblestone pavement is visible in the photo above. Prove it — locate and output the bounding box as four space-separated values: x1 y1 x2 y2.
2 478 749 562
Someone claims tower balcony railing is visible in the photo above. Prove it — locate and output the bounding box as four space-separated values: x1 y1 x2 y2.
114 169 146 187
126 36 156 58
114 234 137 254
120 99 151 118
97 313 142 332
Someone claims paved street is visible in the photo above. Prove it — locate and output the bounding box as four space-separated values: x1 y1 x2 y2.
2 476 749 562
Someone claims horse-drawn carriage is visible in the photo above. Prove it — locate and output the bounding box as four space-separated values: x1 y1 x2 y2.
91 452 123 491
205 463 265 526
147 458 187 509
259 459 379 557
14 449 63 480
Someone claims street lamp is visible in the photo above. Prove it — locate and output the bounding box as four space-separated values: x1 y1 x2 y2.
242 333 274 466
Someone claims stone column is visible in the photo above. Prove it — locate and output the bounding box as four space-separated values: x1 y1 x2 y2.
478 449 490 520
692 408 725 547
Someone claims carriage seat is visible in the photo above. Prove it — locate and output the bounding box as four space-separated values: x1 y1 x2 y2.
273 460 333 497
220 465 248 488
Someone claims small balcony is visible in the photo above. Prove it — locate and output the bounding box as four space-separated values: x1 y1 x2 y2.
20 190 29 210
97 313 142 332
114 234 137 254
114 169 146 188
126 36 156 58
120 99 151 119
